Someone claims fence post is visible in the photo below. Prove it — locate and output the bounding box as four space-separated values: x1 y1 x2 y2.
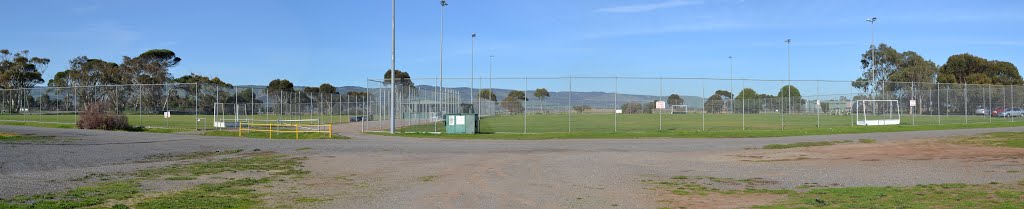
816 81 820 128
614 76 618 132
701 80 705 131
195 83 199 131
524 76 528 134
781 81 785 130
742 80 746 130
964 83 968 124
568 75 572 134
659 77 663 131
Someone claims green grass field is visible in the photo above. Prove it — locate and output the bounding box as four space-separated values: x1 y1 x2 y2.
0 114 354 131
391 113 1024 139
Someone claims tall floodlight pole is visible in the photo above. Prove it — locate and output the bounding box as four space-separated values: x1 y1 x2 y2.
489 54 494 94
867 17 877 99
471 33 476 113
389 0 396 134
489 54 494 116
439 0 447 116
784 39 791 130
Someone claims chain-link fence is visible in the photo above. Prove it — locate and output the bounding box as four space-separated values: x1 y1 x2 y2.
364 77 1024 134
0 83 365 131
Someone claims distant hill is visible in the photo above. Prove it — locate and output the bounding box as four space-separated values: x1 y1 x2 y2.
338 85 704 108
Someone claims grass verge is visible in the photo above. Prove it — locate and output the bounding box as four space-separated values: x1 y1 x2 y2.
202 130 349 140
762 140 853 149
0 133 53 141
0 151 311 209
384 121 1024 140
651 175 1024 208
956 132 1024 148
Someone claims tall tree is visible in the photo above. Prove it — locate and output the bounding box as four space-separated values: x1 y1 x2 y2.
533 88 550 113
938 53 1023 85
478 89 497 101
0 49 48 89
383 69 416 97
703 94 724 113
713 90 733 99
318 83 338 94
736 88 760 113
777 85 804 113
501 90 527 114
667 94 684 106
346 91 367 102
120 49 180 84
853 44 939 94
268 79 295 92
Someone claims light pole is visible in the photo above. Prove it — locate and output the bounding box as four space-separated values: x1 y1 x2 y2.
389 0 396 134
866 17 878 99
439 0 447 116
471 33 476 113
493 54 497 95
784 39 791 130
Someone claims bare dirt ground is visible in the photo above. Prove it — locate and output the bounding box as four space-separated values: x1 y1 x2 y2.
2 124 1024 208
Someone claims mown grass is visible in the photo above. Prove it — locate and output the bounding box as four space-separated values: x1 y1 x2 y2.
138 149 243 162
0 181 140 209
957 132 1024 148
0 133 53 141
134 178 269 209
0 151 310 209
757 183 1024 208
762 140 853 149
202 130 349 140
652 175 1024 208
384 112 1024 139
137 153 307 178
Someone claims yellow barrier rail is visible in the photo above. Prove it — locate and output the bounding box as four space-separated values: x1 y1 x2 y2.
237 122 333 139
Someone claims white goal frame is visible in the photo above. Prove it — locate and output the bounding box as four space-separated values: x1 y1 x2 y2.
671 105 688 114
855 100 901 126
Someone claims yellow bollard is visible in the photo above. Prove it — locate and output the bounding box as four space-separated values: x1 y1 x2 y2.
295 124 299 140
238 122 242 137
269 123 273 139
329 124 333 139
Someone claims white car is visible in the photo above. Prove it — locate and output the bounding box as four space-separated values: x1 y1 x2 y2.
999 107 1024 117
975 107 988 115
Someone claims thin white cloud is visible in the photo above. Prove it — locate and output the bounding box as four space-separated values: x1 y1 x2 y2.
596 0 704 13
582 21 755 39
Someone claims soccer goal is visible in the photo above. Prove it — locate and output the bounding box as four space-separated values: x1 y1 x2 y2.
854 100 901 126
671 105 688 114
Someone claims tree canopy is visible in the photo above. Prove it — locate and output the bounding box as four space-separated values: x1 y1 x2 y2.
0 49 48 89
533 88 550 100
48 49 181 87
479 89 497 101
268 79 295 92
937 53 1022 85
667 94 684 106
174 73 232 87
853 44 939 93
318 83 338 94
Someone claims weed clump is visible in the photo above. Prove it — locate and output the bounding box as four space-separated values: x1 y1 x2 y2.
76 103 138 131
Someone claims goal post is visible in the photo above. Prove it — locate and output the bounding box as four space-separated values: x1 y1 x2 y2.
854 100 901 126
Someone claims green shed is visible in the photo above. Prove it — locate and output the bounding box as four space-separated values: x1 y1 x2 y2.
444 114 478 134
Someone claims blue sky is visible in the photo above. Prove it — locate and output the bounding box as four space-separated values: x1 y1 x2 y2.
4 0 1023 91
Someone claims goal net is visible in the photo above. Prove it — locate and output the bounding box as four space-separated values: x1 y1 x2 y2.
671 105 688 114
854 100 901 126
